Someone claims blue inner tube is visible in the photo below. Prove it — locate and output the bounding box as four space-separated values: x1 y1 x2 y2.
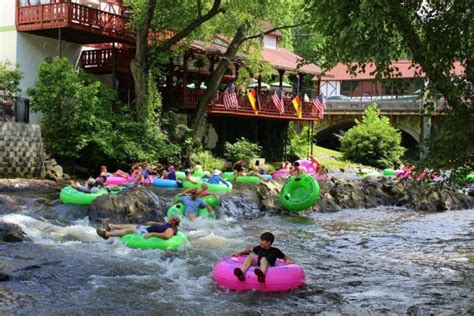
153 178 179 188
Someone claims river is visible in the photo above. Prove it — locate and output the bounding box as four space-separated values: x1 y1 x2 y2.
1 194 473 315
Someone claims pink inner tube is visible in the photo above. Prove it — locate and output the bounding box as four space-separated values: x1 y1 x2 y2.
272 169 290 179
213 256 305 292
296 159 315 174
103 176 130 185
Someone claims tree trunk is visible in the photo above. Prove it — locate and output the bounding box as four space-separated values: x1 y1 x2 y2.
191 23 250 139
130 0 156 121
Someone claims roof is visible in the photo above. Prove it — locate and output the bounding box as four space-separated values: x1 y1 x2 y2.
262 46 321 75
190 40 321 75
319 60 465 81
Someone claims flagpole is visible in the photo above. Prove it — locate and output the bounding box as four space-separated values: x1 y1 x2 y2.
310 120 314 156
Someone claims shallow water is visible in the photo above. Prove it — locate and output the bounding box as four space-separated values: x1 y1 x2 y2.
1 203 473 315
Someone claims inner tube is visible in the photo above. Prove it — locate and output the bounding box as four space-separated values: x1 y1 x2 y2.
103 176 129 185
192 170 210 178
466 173 474 181
152 178 180 188
182 180 201 189
222 172 261 184
202 179 233 192
59 185 111 205
173 194 220 207
121 232 188 251
296 159 315 174
279 174 320 212
213 256 305 292
167 202 215 220
383 169 401 176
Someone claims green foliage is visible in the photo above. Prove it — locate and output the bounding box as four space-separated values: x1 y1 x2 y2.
0 60 23 98
194 150 225 171
305 0 473 170
340 104 405 168
27 57 180 168
287 123 311 159
224 137 262 163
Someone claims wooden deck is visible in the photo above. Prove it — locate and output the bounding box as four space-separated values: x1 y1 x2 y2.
16 2 134 44
176 88 322 121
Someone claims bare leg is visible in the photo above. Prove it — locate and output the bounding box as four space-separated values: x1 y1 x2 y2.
241 256 255 273
106 228 136 237
109 223 137 230
259 257 269 274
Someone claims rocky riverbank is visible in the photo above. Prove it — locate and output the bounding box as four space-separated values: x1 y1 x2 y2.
0 177 472 241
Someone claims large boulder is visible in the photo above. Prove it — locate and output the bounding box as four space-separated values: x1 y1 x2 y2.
0 221 27 242
89 187 167 223
257 180 283 212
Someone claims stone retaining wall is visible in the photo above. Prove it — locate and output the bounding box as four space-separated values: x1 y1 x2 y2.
0 123 44 178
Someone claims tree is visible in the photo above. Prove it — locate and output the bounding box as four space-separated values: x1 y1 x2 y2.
190 0 307 138
305 0 473 169
126 0 225 121
340 104 405 168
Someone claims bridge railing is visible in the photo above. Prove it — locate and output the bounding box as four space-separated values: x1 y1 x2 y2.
325 99 425 113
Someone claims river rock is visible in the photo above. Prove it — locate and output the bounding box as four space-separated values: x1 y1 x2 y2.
0 179 60 193
0 221 27 242
256 176 473 213
89 187 167 223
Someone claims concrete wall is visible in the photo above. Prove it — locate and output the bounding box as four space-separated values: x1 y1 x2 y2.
0 122 44 177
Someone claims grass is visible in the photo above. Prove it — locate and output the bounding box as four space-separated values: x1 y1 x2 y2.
311 145 365 171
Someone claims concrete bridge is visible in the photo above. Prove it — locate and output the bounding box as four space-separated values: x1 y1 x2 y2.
314 99 441 157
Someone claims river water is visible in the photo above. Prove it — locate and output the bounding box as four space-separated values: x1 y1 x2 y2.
1 194 473 315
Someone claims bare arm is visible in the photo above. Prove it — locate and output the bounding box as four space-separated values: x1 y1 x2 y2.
284 255 294 264
206 204 215 216
230 248 253 256
144 228 174 240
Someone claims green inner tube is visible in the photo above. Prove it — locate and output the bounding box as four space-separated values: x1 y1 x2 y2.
279 174 320 212
222 172 261 184
383 169 397 176
182 180 201 189
192 170 210 178
121 231 188 250
167 202 216 220
60 185 110 205
205 180 232 192
466 173 474 181
173 194 220 207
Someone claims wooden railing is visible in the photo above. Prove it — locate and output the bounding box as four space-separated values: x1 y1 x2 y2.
173 88 322 120
81 48 133 72
17 2 134 42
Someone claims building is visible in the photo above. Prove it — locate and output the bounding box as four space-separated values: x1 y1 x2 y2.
318 60 464 101
1 0 323 159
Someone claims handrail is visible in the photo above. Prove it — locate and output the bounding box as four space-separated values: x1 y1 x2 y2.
16 2 134 41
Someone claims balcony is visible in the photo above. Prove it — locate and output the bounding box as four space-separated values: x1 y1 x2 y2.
174 88 322 121
16 1 134 44
81 48 133 74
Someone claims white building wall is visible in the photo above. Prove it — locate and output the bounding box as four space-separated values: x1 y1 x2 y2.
263 35 277 49
0 0 16 26
320 80 340 97
16 33 84 123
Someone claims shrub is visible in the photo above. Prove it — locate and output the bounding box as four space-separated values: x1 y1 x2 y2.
28 57 179 169
224 137 262 163
194 150 225 171
0 60 22 98
287 123 311 159
340 104 405 168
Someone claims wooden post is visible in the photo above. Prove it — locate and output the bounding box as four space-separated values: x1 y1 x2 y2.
257 75 262 110
112 42 116 90
58 28 62 57
278 69 285 90
183 52 189 104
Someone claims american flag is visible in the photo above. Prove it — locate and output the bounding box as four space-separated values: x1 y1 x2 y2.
312 95 326 119
223 84 238 109
271 89 285 114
